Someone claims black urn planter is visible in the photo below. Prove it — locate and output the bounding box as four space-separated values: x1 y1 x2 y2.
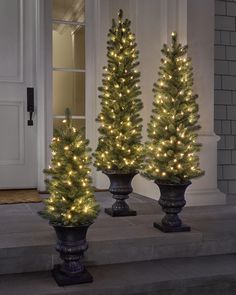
154 181 191 233
103 171 137 217
51 224 93 286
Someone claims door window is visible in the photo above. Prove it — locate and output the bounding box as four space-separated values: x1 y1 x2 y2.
52 0 85 130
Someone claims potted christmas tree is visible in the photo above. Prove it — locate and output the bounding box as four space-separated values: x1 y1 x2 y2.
93 9 143 217
142 32 204 232
40 109 99 286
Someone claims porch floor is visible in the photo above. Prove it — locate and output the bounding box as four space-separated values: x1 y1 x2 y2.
0 192 236 294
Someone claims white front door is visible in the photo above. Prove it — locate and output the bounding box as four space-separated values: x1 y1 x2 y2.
0 0 37 189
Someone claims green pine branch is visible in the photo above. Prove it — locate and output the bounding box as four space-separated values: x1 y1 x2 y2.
142 32 204 184
41 108 99 226
93 9 143 173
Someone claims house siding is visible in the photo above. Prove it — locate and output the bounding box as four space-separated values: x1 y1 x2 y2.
215 0 236 194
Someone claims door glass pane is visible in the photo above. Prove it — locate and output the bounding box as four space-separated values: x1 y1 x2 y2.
53 71 85 116
53 0 85 22
53 25 85 69
54 118 85 131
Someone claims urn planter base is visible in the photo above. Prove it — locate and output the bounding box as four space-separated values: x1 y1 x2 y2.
105 207 137 217
153 221 191 233
52 264 93 286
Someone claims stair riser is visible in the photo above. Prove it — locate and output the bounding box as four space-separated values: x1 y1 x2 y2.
1 239 236 274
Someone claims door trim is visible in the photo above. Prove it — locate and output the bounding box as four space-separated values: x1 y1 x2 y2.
35 0 53 191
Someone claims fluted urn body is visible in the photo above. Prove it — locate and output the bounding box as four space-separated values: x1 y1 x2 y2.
154 181 191 232
52 224 93 286
103 171 137 217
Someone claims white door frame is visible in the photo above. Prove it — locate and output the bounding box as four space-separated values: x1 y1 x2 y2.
35 0 53 191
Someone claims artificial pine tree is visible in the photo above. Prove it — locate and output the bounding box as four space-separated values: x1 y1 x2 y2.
143 32 204 184
41 109 99 226
93 9 143 173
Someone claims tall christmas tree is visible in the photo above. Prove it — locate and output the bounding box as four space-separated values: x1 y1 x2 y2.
142 32 204 184
41 109 99 226
93 9 143 173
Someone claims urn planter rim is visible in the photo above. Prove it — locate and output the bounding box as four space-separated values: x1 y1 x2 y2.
50 222 93 228
154 180 192 186
103 170 138 175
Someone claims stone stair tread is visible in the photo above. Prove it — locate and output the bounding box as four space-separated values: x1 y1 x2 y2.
1 254 236 295
1 193 236 274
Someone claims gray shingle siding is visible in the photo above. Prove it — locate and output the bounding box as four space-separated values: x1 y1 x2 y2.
215 0 236 194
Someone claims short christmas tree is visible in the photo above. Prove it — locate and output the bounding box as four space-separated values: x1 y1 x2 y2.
41 109 99 226
142 32 204 184
93 9 143 173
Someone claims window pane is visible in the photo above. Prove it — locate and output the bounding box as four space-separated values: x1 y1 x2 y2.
53 71 85 116
53 119 85 133
53 25 85 69
53 0 85 22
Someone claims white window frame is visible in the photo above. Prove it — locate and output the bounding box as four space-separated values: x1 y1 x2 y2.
36 0 101 190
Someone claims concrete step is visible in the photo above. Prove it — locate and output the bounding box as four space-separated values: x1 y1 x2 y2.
1 192 236 274
1 209 236 274
1 254 236 295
